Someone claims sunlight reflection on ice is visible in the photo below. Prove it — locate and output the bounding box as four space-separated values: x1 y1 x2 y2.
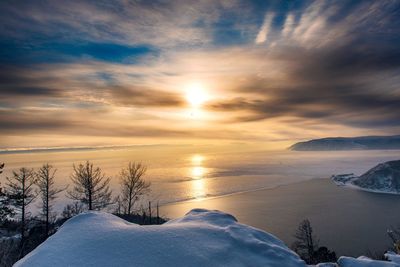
190 154 207 200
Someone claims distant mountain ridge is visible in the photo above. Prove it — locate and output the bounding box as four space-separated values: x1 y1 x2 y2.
332 160 400 194
290 135 400 151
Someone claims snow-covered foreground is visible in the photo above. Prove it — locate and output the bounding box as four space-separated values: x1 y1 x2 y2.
337 255 400 267
14 209 307 267
14 209 400 267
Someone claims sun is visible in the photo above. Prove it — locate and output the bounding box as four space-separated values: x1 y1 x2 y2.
185 83 208 108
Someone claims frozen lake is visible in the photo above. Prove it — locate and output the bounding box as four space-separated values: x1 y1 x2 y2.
1 144 399 213
161 178 400 256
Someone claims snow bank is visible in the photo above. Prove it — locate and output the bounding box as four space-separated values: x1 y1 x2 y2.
385 252 400 264
338 256 400 267
14 209 307 267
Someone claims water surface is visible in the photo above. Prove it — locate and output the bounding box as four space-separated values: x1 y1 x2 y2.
0 144 399 216
162 178 400 257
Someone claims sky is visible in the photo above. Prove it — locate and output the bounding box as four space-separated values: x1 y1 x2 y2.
0 0 400 149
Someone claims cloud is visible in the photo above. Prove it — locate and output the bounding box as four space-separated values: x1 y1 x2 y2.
0 1 243 49
255 13 274 44
103 85 185 107
208 81 400 128
282 13 295 37
1 0 400 147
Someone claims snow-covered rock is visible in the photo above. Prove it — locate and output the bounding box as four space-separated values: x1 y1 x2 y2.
332 160 400 194
14 209 307 267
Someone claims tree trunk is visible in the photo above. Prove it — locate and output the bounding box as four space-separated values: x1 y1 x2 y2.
156 201 159 224
88 189 92 210
128 196 132 215
20 172 26 257
45 176 49 236
148 201 152 224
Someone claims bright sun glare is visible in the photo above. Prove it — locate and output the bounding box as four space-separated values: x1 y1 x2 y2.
185 83 208 108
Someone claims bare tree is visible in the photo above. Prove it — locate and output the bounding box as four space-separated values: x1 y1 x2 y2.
114 195 122 214
35 163 66 236
6 167 37 253
61 202 85 219
119 162 150 215
67 161 112 210
291 219 318 264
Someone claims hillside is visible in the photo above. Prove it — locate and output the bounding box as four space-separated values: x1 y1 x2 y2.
290 135 400 151
332 160 400 194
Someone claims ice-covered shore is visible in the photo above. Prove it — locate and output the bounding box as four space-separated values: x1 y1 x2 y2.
14 209 400 267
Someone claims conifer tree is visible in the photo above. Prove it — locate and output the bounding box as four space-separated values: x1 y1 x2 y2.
0 163 14 222
292 219 318 264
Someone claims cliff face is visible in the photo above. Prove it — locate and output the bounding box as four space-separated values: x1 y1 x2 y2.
290 135 400 151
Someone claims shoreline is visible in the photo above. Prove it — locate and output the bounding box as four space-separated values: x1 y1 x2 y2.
335 182 400 195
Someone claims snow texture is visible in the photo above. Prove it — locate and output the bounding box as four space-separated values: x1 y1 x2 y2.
337 256 400 266
385 252 400 264
14 209 307 267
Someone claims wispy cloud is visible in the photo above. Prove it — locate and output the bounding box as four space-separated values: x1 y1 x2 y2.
255 13 274 44
282 13 295 37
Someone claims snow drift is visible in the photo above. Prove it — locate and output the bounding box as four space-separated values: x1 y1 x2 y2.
14 208 400 266
337 255 400 267
14 209 307 267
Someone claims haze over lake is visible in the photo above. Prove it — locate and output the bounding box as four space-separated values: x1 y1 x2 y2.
2 145 399 234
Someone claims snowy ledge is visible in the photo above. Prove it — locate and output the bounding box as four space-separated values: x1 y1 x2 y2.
14 209 400 267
